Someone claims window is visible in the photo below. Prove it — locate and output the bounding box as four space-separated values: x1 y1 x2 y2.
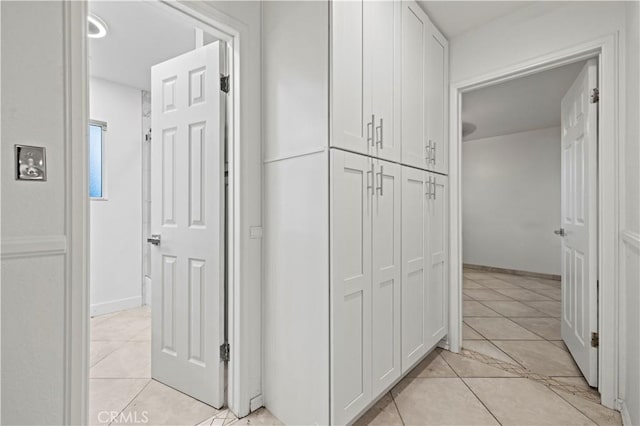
89 121 106 199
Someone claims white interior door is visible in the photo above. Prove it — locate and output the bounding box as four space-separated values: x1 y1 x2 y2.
330 149 372 425
371 159 401 395
150 41 226 407
559 59 598 386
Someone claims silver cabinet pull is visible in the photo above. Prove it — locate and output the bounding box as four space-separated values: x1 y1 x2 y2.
432 176 437 200
554 228 567 236
367 114 375 147
431 142 437 165
147 234 161 246
376 118 383 149
425 140 432 161
376 164 384 196
367 163 374 195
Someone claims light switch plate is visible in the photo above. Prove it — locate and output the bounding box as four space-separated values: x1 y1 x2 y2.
15 145 47 181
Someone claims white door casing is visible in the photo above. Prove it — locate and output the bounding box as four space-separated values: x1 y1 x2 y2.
150 41 226 407
330 149 373 424
560 59 598 386
371 158 401 395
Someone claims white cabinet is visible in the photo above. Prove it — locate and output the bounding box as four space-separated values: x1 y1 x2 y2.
401 1 449 173
330 150 401 424
332 1 401 162
401 166 448 372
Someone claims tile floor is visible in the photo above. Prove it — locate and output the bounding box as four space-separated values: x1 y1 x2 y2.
89 307 282 426
355 269 621 426
92 270 621 426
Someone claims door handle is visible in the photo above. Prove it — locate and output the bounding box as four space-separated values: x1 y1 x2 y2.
554 228 567 237
376 165 384 196
367 163 374 195
431 141 437 165
425 140 432 161
376 118 383 149
147 234 161 245
367 114 375 147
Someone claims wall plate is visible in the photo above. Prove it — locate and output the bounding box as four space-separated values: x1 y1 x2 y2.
15 145 47 181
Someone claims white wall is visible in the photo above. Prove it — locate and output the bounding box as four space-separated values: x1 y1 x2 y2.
89 77 143 316
622 2 640 425
462 127 561 275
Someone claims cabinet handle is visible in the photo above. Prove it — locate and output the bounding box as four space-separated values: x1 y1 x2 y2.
432 176 437 200
367 114 375 147
376 118 383 149
425 139 432 161
431 142 437 165
367 163 374 195
376 165 384 196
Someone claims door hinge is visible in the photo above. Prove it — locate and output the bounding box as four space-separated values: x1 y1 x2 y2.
590 88 599 103
220 75 230 94
220 342 230 362
591 331 599 348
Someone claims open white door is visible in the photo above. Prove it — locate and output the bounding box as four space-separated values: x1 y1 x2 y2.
559 59 598 387
149 41 226 407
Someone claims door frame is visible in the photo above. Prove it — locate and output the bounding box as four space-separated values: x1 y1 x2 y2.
448 33 621 409
62 1 252 423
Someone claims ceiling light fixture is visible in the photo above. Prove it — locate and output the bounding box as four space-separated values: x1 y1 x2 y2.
462 122 477 138
87 14 108 39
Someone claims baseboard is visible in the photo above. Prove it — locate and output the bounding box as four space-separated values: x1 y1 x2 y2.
463 263 560 281
621 400 632 426
249 394 264 413
90 295 142 317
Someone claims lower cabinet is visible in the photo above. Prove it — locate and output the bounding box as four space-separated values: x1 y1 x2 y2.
401 166 449 372
330 149 447 424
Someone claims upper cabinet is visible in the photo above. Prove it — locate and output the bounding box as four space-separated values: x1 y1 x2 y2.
331 1 401 162
401 1 449 174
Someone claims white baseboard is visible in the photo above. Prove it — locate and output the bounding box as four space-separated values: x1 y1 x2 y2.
90 295 142 317
249 394 264 413
621 400 632 426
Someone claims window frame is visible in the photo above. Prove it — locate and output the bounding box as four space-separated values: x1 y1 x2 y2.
89 119 108 201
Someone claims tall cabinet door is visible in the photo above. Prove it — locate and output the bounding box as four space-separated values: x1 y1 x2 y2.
330 149 373 425
426 24 448 174
371 159 401 395
332 1 369 155
401 2 429 170
401 166 429 372
425 173 448 348
367 0 401 162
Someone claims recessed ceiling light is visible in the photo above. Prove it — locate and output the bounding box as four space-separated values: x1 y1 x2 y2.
87 14 108 39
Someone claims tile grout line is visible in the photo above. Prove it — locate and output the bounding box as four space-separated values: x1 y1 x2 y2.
107 378 153 426
389 391 407 426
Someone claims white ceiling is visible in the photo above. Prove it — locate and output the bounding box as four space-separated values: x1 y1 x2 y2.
416 1 534 38
461 60 587 142
89 1 216 91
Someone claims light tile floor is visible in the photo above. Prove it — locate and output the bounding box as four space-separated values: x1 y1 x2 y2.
89 307 282 426
355 269 621 426
92 270 621 425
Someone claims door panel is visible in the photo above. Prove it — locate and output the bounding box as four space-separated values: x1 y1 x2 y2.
426 26 447 174
401 3 428 169
372 159 401 395
150 41 226 407
332 1 368 155
560 59 598 386
331 149 372 424
401 166 428 371
367 0 400 162
426 174 447 347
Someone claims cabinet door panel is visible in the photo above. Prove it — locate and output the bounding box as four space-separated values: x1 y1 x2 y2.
372 159 401 395
427 26 448 174
332 1 368 155
401 2 428 169
401 166 428 371
426 174 448 347
331 149 372 425
368 0 400 162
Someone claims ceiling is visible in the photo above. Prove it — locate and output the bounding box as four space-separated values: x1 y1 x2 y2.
89 1 217 91
462 60 587 142
417 1 534 38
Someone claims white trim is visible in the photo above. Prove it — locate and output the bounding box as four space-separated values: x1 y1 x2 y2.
449 33 621 409
621 230 640 249
63 2 89 424
621 400 632 425
1 235 67 259
90 296 142 317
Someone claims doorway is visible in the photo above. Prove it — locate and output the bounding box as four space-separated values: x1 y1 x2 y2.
87 2 231 424
459 58 597 391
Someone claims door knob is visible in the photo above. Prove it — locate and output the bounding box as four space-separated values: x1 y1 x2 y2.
147 234 161 245
553 228 567 237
